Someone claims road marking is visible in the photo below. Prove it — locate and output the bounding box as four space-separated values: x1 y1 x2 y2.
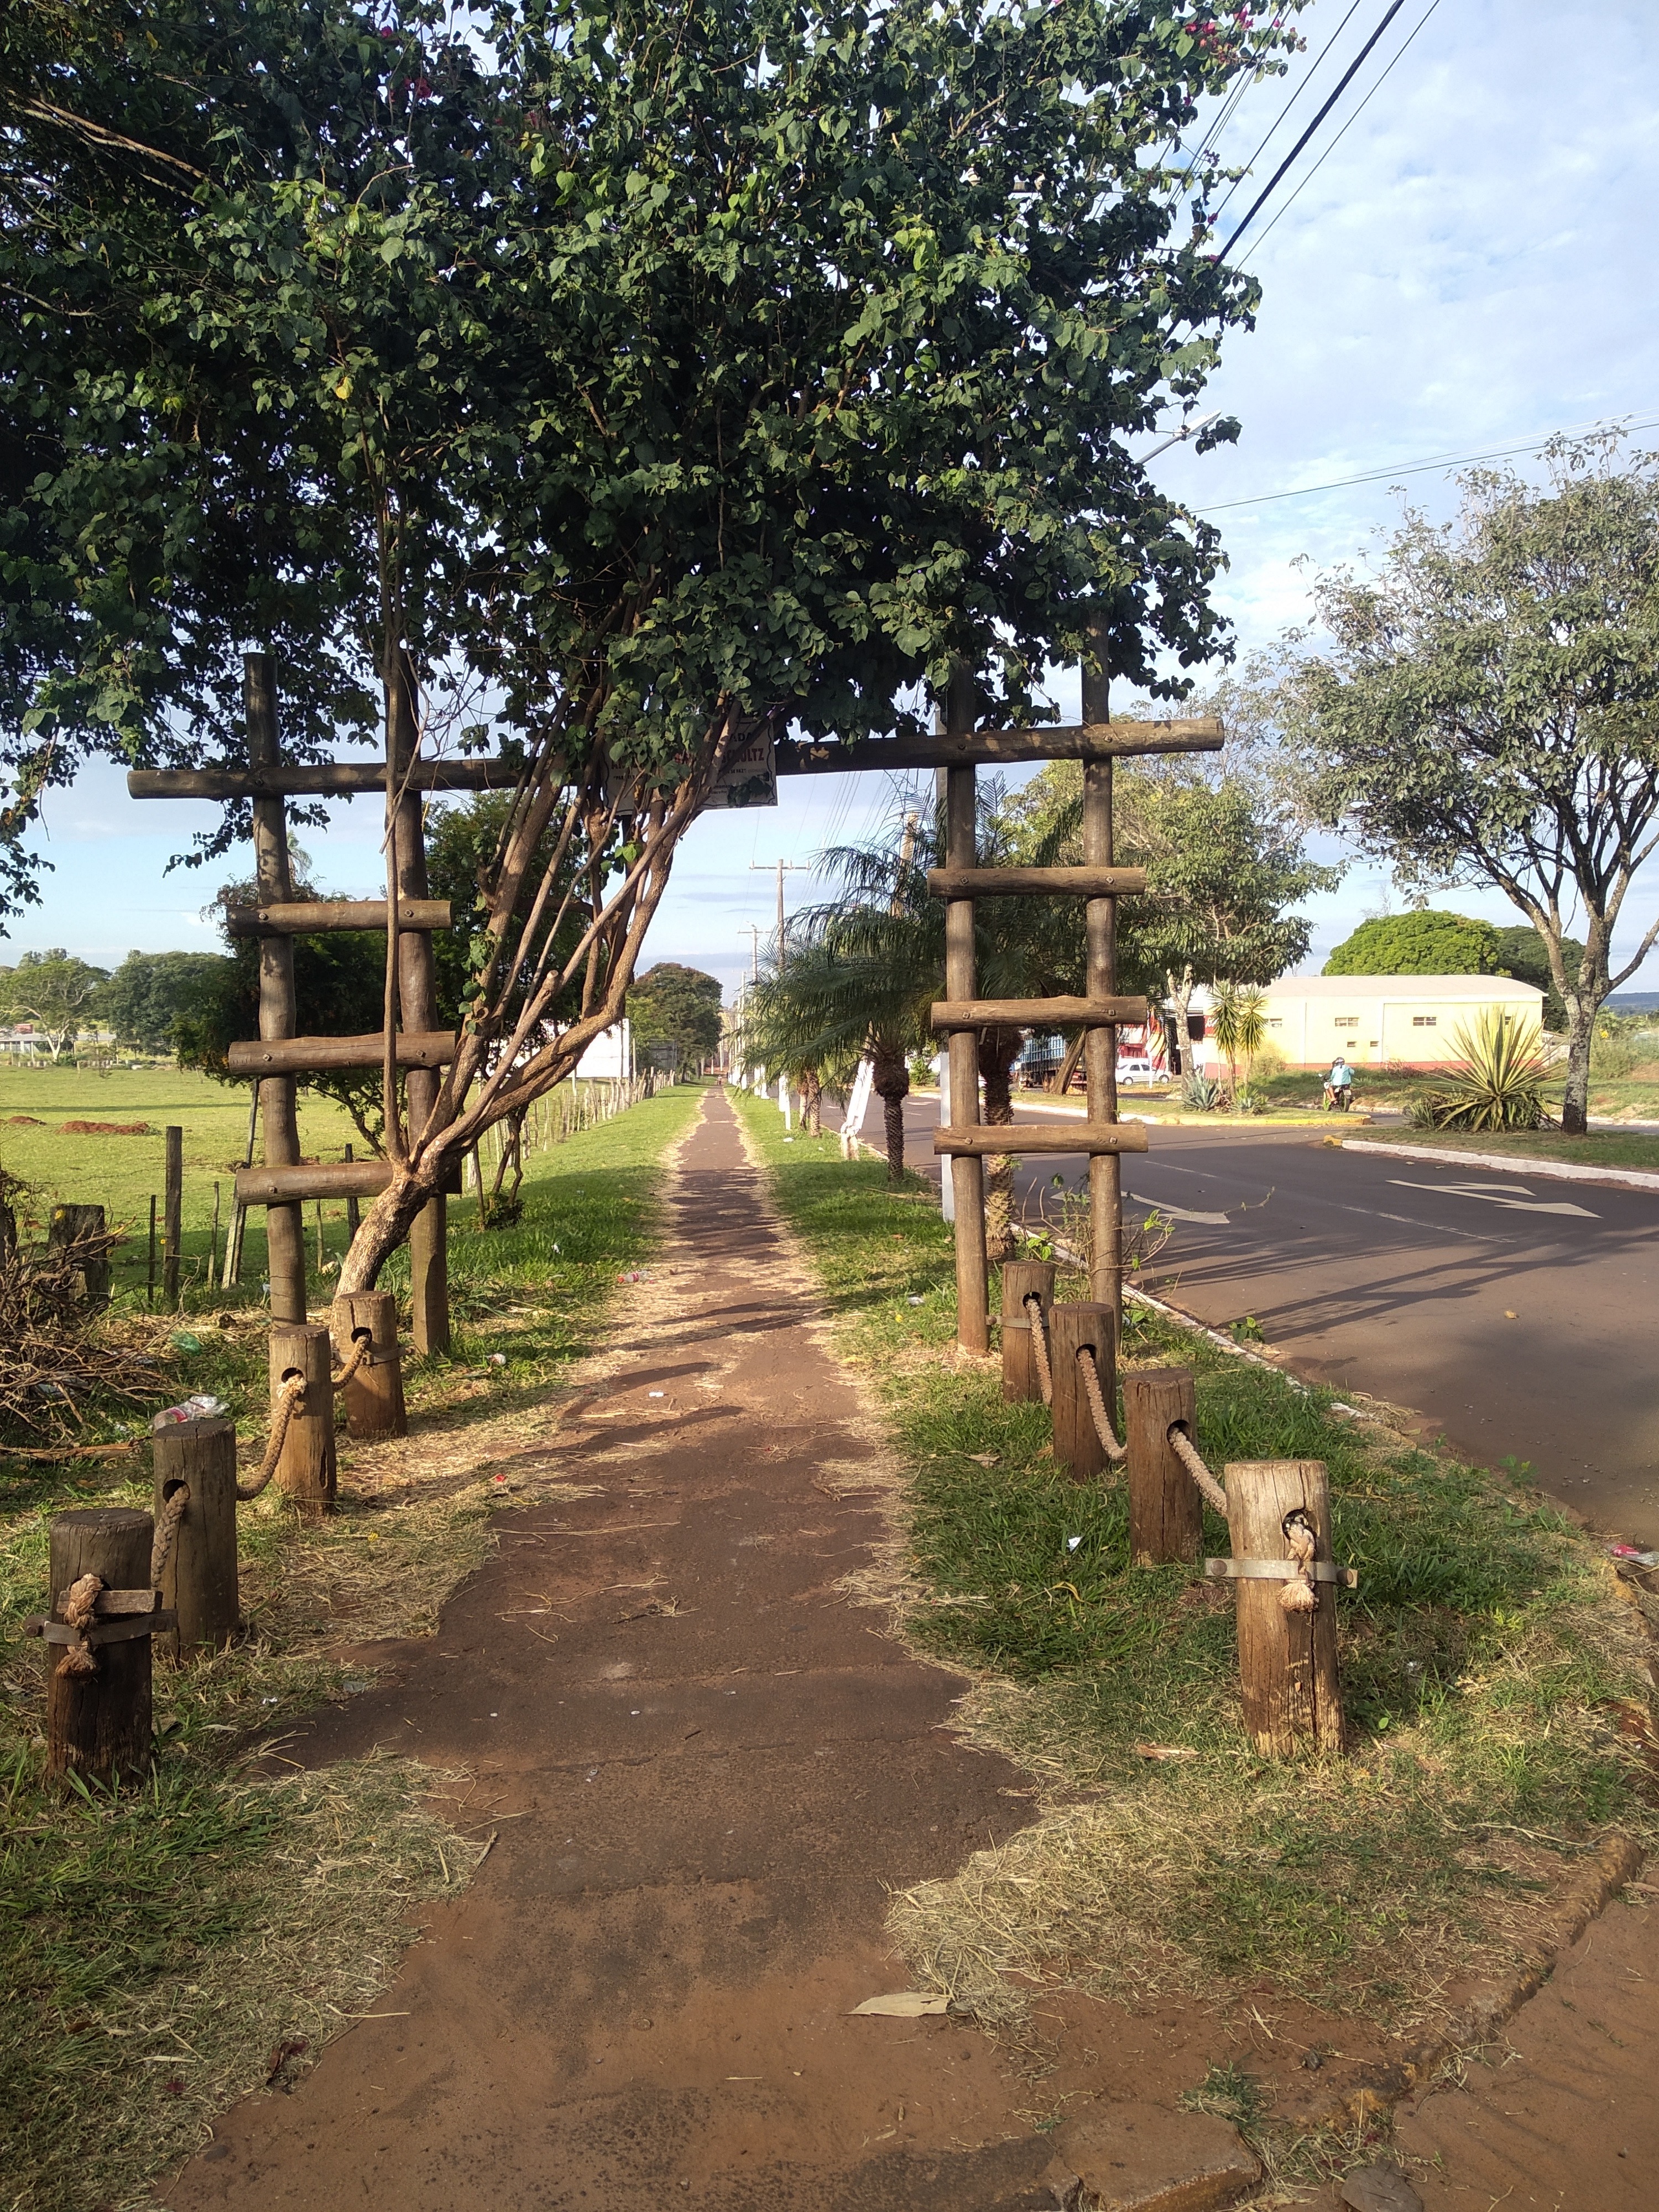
1389 1179 1599 1220
1128 1193 1231 1225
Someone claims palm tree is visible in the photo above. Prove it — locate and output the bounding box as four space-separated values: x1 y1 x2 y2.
1210 980 1269 1093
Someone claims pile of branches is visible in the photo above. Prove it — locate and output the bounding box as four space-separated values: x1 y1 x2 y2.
0 1229 159 1446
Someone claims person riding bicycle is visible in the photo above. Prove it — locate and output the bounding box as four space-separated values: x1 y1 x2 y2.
1323 1055 1354 1110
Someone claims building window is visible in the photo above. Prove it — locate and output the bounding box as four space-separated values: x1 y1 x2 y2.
1266 1018 1283 1029
1411 1015 1437 1028
1333 1016 1359 1030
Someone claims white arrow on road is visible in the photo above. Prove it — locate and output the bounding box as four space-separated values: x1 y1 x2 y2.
1389 1179 1599 1219
1129 1193 1232 1226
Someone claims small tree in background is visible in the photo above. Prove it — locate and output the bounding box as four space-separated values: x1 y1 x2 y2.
98 951 236 1055
0 952 108 1062
1274 445 1659 1133
628 966 723 1079
1323 911 1499 976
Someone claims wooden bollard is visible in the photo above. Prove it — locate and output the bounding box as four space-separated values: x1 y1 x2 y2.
1046 1301 1117 1481
43 1507 155 1786
152 1417 241 1658
269 1322 336 1521
1223 1460 1345 1757
331 1290 407 1441
1000 1260 1055 1404
1123 1368 1202 1566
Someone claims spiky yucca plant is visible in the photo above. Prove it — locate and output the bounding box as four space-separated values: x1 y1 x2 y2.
1428 1008 1556 1131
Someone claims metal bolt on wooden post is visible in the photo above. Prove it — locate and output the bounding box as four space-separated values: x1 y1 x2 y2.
1000 1259 1055 1404
1046 1301 1118 1481
44 1507 154 1786
331 1290 406 1441
1224 1460 1345 1757
1122 1368 1201 1566
163 1124 183 1306
152 1418 241 1659
268 1322 336 1521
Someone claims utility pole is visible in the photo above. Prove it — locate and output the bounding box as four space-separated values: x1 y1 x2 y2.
742 924 763 982
749 858 811 962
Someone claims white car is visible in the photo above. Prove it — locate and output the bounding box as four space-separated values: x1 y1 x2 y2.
1117 1058 1161 1086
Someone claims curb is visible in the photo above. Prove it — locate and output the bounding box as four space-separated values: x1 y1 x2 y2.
1343 1136 1659 1194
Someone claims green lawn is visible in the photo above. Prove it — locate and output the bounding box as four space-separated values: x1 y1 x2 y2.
0 1076 707 2212
1354 1126 1659 1173
733 1091 1656 2063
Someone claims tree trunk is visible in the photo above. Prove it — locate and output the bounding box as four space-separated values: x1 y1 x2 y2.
1561 990 1597 1135
978 1027 1021 1261
870 1045 910 1184
800 1067 822 1136
336 1161 447 1293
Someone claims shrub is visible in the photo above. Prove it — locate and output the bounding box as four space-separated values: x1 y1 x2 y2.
1426 1008 1554 1131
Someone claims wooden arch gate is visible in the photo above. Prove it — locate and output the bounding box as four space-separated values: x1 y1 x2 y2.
131 643 1219 1361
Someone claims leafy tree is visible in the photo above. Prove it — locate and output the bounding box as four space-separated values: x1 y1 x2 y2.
98 950 236 1053
0 951 108 1060
4 0 1306 1286
1323 911 1499 977
1274 448 1659 1132
629 966 723 1077
1490 924 1583 1032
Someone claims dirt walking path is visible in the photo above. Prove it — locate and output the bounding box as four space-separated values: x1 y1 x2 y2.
164 1087 1066 2210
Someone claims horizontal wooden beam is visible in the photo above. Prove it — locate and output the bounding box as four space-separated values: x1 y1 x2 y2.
226 1031 456 1075
128 758 520 801
235 1157 463 1205
926 866 1147 899
931 997 1149 1030
225 899 452 937
776 719 1222 776
934 1124 1150 1157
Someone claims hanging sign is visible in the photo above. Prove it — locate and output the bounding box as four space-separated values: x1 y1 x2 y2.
707 735 777 810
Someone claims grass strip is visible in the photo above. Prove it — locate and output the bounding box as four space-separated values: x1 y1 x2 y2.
1349 1126 1659 1172
734 1092 1657 2034
0 1079 706 2211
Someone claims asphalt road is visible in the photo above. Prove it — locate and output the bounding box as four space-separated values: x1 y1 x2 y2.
838 1092 1659 1547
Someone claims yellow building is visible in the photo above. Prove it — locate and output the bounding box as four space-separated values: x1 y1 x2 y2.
1255 973 1546 1070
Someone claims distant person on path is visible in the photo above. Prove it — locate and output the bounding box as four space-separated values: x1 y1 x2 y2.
1323 1055 1354 1110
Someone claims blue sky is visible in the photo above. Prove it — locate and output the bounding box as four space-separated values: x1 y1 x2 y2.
16 1 1659 1000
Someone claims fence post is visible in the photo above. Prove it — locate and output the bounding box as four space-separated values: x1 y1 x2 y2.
268 1323 336 1521
48 1203 110 1304
1000 1259 1055 1404
1123 1368 1201 1565
43 1507 154 1786
1223 1460 1345 1757
1046 1301 1117 1481
163 1124 183 1306
152 1417 241 1658
331 1290 407 1441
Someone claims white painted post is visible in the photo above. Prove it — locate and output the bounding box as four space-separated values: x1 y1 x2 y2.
778 1073 792 1129
938 1054 955 1223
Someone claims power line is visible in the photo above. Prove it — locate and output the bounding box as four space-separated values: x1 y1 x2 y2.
1206 0 1368 227
1216 0 1410 260
1237 0 1443 270
1193 414 1659 515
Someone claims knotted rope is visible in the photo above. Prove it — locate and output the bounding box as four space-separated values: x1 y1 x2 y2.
55 1572 103 1678
1075 1346 1127 1464
1279 1509 1319 1614
1024 1293 1052 1405
1168 1425 1228 1515
236 1373 307 1501
149 1483 190 1588
332 1332 372 1389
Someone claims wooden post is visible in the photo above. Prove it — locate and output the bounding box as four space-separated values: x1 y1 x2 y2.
944 675 988 1354
152 1418 240 1659
1123 1368 1201 1566
163 1124 182 1306
247 653 307 1323
331 1290 407 1441
45 1507 154 1786
1046 1301 1117 1481
1224 1460 1345 1757
208 1179 221 1288
1081 623 1121 1326
48 1203 109 1303
389 650 451 1356
268 1322 336 1520
147 1194 157 1306
1000 1259 1055 1404
343 1144 362 1238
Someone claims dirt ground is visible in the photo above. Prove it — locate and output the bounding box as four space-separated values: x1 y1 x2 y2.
159 1088 1655 2212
